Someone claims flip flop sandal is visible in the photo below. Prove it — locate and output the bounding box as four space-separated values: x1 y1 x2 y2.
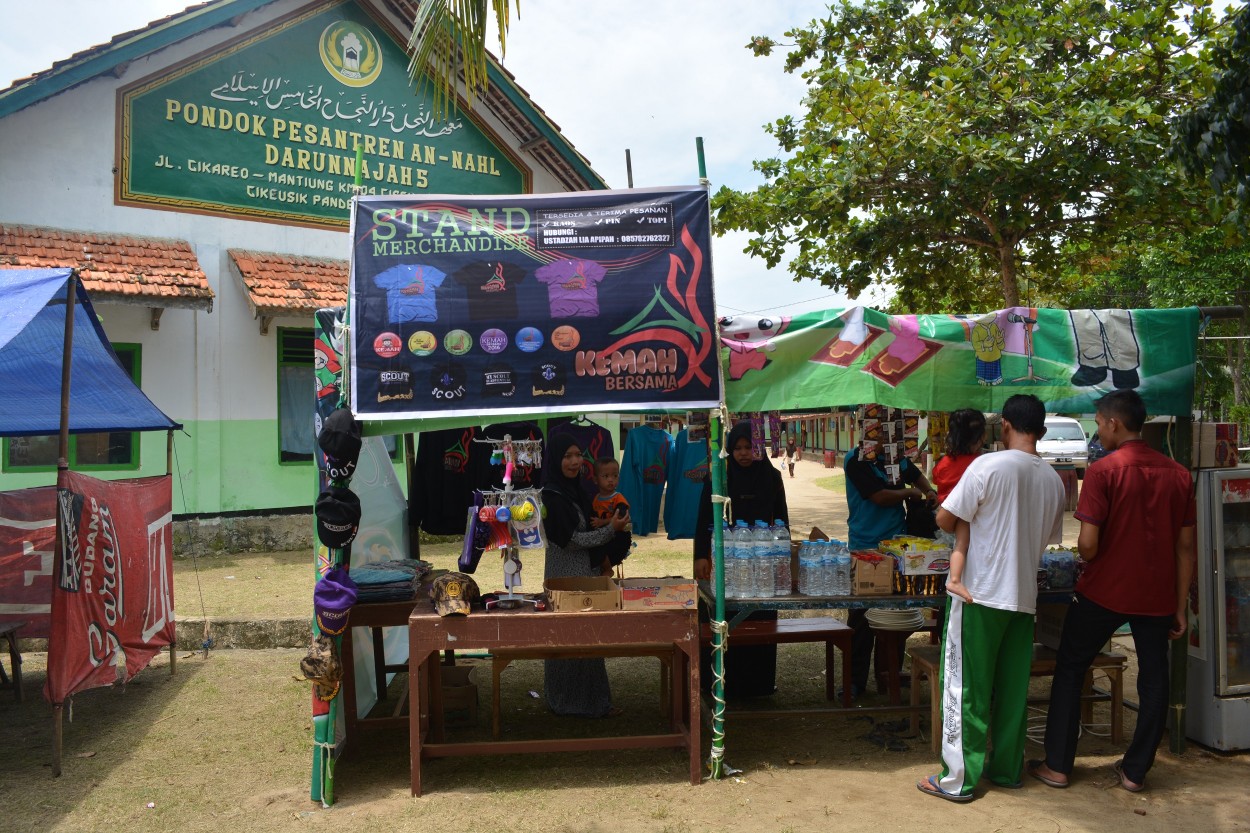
1026 759 1069 789
916 775 973 803
1113 761 1145 793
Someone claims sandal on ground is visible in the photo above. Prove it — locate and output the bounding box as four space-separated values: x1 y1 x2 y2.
916 775 973 803
1113 760 1145 793
1026 759 1069 789
603 706 625 718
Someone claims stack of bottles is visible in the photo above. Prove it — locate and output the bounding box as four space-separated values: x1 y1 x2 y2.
796 539 853 597
722 519 792 599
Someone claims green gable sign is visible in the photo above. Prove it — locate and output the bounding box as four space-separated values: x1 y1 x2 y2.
117 0 529 228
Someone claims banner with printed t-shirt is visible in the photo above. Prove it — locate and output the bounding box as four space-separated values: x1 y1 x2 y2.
348 186 721 420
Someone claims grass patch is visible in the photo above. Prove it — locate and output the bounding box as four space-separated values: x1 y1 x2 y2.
812 472 845 492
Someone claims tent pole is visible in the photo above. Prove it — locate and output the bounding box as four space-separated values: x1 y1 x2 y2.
51 269 78 778
168 431 177 677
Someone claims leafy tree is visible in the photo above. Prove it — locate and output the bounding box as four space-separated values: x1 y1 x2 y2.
1172 3 1250 227
407 1 520 119
714 0 1219 309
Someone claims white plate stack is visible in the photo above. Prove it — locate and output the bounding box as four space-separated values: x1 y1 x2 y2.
865 608 925 631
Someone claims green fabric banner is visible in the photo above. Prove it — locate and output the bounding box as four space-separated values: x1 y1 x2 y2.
721 306 1197 416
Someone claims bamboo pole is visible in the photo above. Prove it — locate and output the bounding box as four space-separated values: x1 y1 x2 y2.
51 269 79 778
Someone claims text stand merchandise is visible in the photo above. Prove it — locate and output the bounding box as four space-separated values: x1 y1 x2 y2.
473 435 544 604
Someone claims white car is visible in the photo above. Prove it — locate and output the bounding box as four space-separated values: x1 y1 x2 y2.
1039 416 1089 470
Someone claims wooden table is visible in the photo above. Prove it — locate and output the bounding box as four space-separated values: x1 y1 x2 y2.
339 600 420 744
0 621 23 703
407 606 701 796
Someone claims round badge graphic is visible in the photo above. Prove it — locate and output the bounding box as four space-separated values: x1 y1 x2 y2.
551 325 581 352
444 329 472 356
408 331 437 357
480 328 508 354
319 21 383 88
516 327 544 353
374 332 402 358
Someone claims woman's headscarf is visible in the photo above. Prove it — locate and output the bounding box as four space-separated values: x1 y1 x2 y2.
694 421 788 560
542 432 593 548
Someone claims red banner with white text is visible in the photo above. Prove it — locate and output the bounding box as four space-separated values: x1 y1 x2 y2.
45 472 175 704
0 486 57 639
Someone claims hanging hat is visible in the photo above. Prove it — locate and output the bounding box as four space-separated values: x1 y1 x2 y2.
300 633 344 700
315 486 361 548
318 408 361 481
313 567 358 635
430 571 480 617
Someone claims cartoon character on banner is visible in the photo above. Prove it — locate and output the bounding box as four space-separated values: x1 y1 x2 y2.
1068 309 1140 389
719 314 791 380
314 338 342 402
971 313 1006 386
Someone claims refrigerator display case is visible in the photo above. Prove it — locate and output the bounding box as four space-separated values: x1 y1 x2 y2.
1187 468 1250 750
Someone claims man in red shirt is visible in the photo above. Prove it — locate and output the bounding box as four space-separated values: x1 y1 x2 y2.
1028 390 1196 792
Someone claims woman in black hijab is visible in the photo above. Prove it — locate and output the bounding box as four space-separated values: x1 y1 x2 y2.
693 421 789 697
541 433 630 717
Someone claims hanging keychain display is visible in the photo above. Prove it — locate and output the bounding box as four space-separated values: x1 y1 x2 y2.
472 434 545 600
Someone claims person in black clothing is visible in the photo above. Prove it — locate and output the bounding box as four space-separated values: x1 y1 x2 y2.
694 421 789 697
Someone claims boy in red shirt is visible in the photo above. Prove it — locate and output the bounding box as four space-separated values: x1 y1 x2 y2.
590 457 631 575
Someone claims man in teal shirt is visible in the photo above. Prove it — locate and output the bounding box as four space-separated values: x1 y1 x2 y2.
843 442 937 696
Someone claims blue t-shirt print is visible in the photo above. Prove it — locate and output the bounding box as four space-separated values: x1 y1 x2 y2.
374 264 447 323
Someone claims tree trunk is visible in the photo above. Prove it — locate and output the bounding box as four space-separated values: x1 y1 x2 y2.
998 244 1020 307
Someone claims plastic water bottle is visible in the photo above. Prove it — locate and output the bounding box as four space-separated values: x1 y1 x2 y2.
819 541 836 596
731 521 752 598
796 541 812 595
753 521 773 598
833 542 852 596
772 522 792 596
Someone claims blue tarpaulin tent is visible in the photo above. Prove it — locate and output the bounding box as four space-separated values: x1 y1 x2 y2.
0 268 180 436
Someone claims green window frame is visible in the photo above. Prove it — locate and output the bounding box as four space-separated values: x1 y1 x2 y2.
3 343 142 472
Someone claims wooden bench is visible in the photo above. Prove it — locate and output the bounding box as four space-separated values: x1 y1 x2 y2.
907 643 1126 753
490 643 676 739
700 617 854 707
0 621 24 703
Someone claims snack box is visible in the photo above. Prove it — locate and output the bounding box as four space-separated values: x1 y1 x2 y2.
544 577 621 612
851 550 894 596
879 538 951 575
620 577 697 610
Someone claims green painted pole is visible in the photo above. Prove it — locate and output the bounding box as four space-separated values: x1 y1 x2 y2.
696 135 730 779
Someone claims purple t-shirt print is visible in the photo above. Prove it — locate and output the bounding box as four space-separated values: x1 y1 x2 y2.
535 259 606 318
374 264 447 323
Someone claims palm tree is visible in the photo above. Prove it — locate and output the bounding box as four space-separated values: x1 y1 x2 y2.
407 0 521 120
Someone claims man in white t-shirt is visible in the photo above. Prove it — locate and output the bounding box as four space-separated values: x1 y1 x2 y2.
916 394 1065 802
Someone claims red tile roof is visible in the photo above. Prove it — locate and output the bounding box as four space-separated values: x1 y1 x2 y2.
0 224 213 309
228 249 347 318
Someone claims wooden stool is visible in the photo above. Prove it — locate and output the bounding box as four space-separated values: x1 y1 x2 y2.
701 616 854 706
907 643 1126 753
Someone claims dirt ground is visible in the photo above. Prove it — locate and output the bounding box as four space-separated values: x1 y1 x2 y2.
4 454 1248 832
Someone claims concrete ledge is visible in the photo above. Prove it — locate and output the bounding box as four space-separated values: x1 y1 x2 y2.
173 514 313 555
175 617 310 649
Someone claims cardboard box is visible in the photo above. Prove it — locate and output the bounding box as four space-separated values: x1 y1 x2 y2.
620 577 697 610
896 547 951 576
545 577 621 612
851 550 894 596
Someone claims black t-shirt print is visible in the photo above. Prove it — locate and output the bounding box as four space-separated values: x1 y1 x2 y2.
453 261 526 322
